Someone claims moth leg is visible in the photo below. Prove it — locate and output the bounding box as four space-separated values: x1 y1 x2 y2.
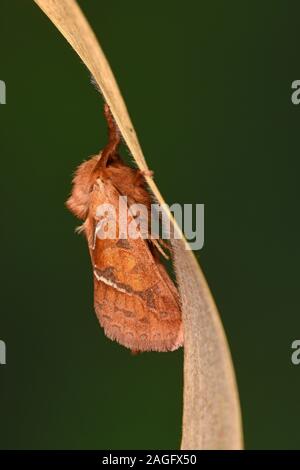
75 224 85 235
133 169 154 186
150 238 170 260
141 169 154 178
156 238 171 251
80 217 96 250
94 103 121 170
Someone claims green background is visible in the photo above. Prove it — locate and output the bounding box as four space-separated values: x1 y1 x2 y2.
0 0 300 450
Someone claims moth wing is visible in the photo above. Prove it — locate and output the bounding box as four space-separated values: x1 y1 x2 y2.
84 177 183 352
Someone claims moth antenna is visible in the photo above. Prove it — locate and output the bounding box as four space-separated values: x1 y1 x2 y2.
94 103 121 171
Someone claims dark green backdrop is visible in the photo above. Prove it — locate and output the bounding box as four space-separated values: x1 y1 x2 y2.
1 0 300 450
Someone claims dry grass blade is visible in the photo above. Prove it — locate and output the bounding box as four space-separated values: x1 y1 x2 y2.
34 0 243 449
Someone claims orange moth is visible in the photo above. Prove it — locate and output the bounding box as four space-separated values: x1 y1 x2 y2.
66 104 183 352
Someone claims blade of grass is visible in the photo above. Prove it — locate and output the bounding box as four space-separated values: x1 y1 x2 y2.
34 0 243 449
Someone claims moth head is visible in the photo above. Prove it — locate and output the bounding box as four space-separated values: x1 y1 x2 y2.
66 156 99 220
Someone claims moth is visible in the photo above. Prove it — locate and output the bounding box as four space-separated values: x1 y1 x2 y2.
66 104 183 352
